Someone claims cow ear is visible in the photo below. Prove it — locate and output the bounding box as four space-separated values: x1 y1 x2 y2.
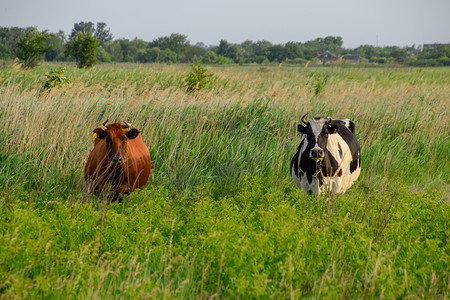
93 128 106 139
126 128 140 139
327 125 338 134
297 124 307 134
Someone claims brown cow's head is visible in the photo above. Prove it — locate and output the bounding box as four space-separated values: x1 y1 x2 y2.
93 120 140 164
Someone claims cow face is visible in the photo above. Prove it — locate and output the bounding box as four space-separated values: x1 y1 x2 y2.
297 116 338 162
93 122 140 164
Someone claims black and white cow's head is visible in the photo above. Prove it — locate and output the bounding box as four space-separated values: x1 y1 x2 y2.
297 113 338 162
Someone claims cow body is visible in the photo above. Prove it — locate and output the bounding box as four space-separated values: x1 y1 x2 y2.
290 115 361 196
84 121 151 200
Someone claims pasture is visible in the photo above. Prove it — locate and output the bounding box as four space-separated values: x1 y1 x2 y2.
0 63 448 298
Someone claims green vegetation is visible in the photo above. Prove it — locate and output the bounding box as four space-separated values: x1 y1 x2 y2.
15 27 50 68
0 64 448 298
184 62 215 92
39 67 69 93
66 30 100 68
1 23 449 66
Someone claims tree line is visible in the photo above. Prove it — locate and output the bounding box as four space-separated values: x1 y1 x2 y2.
1 22 449 68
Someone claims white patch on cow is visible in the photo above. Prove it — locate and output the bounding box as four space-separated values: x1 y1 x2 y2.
325 133 360 194
308 118 328 155
342 119 350 128
309 119 325 140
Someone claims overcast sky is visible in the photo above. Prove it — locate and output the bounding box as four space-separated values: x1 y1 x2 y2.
0 0 449 48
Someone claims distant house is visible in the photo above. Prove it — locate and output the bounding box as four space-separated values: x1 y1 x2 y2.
318 51 362 63
317 51 338 62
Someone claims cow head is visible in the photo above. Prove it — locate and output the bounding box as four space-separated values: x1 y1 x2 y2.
92 120 140 164
297 113 338 162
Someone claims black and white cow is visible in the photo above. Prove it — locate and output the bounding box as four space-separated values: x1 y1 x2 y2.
290 114 361 196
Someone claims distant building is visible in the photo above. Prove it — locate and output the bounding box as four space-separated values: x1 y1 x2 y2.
318 51 362 63
318 51 338 62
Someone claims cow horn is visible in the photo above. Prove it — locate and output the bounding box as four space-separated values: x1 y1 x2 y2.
102 119 109 127
325 117 332 125
123 121 131 128
301 113 309 125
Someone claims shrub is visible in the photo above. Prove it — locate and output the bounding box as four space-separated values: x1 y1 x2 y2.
370 57 387 64
66 30 100 68
184 62 214 92
407 57 450 67
39 67 69 94
308 72 330 96
15 28 50 69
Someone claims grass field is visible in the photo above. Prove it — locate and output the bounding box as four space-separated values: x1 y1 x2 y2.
0 63 448 298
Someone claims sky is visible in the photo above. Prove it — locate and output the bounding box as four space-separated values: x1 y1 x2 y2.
0 0 449 48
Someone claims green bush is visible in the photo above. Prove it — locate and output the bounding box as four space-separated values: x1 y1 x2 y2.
184 62 215 92
15 28 50 69
407 57 450 67
308 72 330 96
66 30 100 68
39 67 69 93
284 57 307 64
370 57 387 64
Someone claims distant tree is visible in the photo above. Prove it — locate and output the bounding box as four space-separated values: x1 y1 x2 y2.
355 45 377 60
149 33 190 61
240 40 255 62
45 30 66 61
106 38 146 62
420 44 450 59
95 22 113 45
69 21 95 41
322 36 343 53
216 40 230 56
185 44 208 63
268 45 287 62
118 39 132 61
194 42 208 49
160 48 177 63
201 50 218 64
147 47 160 62
0 43 12 59
104 40 124 62
96 45 111 62
128 38 148 62
252 40 272 58
69 21 112 46
66 30 99 68
0 28 13 59
385 46 407 63
0 27 28 54
15 27 50 68
217 40 239 61
285 42 304 59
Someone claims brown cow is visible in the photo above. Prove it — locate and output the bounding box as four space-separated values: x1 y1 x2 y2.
84 120 151 201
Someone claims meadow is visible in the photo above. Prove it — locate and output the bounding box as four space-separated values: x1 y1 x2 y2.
0 63 448 298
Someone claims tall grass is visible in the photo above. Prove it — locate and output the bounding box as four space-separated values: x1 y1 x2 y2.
0 63 448 298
